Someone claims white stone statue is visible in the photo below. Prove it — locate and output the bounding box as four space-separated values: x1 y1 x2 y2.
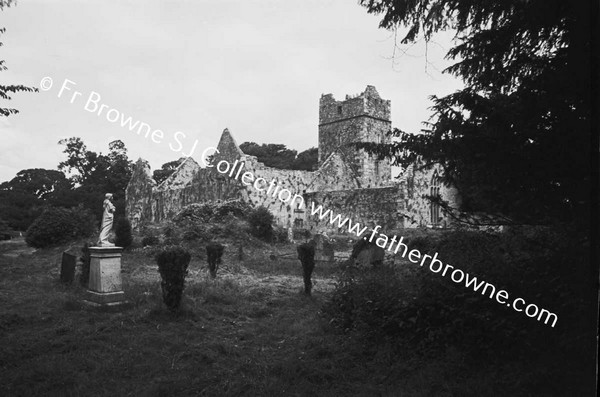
98 193 116 247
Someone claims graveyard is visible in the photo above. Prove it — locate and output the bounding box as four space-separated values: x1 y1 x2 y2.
0 207 595 396
0 228 416 396
0 0 596 394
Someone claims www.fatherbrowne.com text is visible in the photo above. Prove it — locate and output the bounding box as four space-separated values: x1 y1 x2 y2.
42 73 557 329
209 155 558 328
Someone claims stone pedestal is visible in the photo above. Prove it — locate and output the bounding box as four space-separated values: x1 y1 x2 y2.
83 246 127 307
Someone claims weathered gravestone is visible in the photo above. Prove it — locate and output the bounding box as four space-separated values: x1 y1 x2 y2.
351 239 385 267
60 251 77 284
311 233 334 262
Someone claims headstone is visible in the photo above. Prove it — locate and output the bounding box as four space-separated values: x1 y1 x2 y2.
60 251 77 284
311 233 334 262
83 246 127 307
353 240 385 267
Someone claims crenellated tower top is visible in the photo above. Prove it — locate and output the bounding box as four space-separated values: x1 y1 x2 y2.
317 85 392 188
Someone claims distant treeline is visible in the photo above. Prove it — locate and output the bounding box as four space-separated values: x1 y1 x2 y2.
0 138 132 232
152 142 318 185
0 138 317 232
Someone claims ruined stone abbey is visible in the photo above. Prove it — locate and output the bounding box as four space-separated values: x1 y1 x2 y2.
126 85 459 234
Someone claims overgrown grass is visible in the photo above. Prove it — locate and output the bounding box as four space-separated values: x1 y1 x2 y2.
0 240 390 395
0 228 595 396
325 226 597 396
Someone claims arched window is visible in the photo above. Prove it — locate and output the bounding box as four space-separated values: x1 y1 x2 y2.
430 171 441 225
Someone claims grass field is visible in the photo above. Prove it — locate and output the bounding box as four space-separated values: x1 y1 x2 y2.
0 236 593 396
0 238 406 396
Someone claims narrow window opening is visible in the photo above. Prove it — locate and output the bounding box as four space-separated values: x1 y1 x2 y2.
430 171 441 225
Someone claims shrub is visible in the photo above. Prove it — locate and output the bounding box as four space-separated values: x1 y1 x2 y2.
297 242 316 295
163 236 180 246
293 228 311 240
405 235 432 254
273 226 289 243
0 219 12 240
172 200 252 225
206 242 225 278
25 206 97 248
156 246 191 311
325 227 593 392
142 235 159 247
248 206 274 241
163 224 175 239
327 231 520 345
114 217 133 249
324 263 408 335
69 205 98 233
181 225 209 242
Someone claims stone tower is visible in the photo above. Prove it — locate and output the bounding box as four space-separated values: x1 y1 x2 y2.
318 85 392 188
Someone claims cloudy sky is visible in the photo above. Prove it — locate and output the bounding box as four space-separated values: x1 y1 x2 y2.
0 0 462 183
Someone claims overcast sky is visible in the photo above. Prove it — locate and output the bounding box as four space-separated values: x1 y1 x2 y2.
0 0 462 183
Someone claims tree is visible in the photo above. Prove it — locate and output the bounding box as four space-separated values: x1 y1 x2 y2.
114 217 133 249
357 0 593 226
0 169 73 230
58 138 133 188
293 147 319 171
57 138 133 219
240 142 318 171
248 206 274 241
57 137 99 185
105 140 133 196
0 218 12 240
156 246 191 311
153 159 184 185
1 1 37 116
240 142 297 169
25 206 96 248
0 169 72 199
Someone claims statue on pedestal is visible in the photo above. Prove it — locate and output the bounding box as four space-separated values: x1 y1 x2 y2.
98 193 116 247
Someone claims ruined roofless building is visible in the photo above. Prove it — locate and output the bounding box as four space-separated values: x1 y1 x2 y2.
125 85 459 234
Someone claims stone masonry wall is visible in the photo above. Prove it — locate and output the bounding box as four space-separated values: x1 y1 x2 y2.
125 159 157 230
318 85 392 188
235 156 314 227
127 155 460 231
402 163 461 228
125 86 463 234
318 116 363 173
150 166 247 224
303 186 404 235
